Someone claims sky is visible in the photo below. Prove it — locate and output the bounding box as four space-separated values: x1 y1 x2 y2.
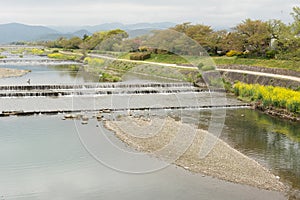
0 0 298 28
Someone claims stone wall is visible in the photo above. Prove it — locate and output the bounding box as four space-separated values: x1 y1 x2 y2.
221 71 299 90
218 65 300 78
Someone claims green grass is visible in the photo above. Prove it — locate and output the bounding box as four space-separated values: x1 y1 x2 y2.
0 55 7 59
145 53 189 64
213 56 300 72
107 52 300 72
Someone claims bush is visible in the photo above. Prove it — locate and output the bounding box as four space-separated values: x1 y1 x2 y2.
100 73 121 82
226 50 243 57
129 52 151 61
138 46 148 52
266 50 277 59
197 63 204 68
201 65 216 71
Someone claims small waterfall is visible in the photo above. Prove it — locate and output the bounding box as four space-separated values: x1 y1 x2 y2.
0 59 80 65
0 82 226 98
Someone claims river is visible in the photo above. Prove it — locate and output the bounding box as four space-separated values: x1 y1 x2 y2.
0 54 298 199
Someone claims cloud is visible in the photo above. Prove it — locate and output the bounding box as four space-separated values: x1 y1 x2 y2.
0 0 297 28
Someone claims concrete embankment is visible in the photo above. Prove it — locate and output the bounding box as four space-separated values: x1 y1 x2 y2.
218 65 300 89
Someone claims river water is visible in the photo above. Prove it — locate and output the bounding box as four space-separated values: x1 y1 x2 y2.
0 56 298 199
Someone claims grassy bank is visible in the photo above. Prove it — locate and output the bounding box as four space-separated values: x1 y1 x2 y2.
234 82 300 115
120 52 300 73
83 57 136 82
213 57 300 72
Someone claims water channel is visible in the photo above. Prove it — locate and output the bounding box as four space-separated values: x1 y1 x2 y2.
0 54 299 199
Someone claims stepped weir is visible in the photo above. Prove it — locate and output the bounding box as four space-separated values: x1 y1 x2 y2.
0 82 250 116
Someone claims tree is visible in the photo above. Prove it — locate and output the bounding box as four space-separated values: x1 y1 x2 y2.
219 32 244 52
274 6 300 60
172 23 216 53
97 29 129 51
234 19 271 56
65 37 82 49
267 19 291 52
80 29 128 51
291 6 300 35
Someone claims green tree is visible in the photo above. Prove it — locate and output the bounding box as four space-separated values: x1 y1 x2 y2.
234 19 271 56
80 29 128 51
172 23 214 51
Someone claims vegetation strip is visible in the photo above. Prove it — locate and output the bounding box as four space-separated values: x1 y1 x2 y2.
234 82 300 121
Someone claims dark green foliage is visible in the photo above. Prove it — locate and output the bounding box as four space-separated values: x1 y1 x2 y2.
266 50 277 59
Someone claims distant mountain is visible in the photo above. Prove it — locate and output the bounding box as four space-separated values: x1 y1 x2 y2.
85 22 176 33
72 29 92 37
127 28 156 38
125 22 176 30
0 22 176 44
52 22 176 34
0 23 59 44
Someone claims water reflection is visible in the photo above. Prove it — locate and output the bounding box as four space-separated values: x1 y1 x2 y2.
221 109 300 190
0 115 284 200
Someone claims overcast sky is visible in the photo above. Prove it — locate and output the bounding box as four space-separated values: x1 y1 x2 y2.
0 0 298 28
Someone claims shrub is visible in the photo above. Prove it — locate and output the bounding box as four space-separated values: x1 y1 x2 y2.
266 50 277 59
197 63 204 68
100 73 121 82
201 65 216 71
129 52 151 61
226 50 243 57
138 46 148 52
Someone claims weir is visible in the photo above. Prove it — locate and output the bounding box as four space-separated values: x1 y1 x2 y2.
0 82 248 116
0 59 80 65
0 82 223 98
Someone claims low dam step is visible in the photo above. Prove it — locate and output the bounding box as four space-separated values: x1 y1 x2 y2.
0 82 195 91
0 104 251 117
0 82 226 98
0 59 80 65
0 82 236 115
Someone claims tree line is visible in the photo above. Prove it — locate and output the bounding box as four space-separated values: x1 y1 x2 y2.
44 6 300 60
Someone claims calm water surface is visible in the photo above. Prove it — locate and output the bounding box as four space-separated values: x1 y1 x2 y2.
0 114 285 200
0 59 297 199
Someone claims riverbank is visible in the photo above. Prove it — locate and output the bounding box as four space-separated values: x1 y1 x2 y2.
233 82 300 122
0 68 29 78
104 116 286 192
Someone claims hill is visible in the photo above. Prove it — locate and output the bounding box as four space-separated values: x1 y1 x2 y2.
0 23 59 44
0 22 176 44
